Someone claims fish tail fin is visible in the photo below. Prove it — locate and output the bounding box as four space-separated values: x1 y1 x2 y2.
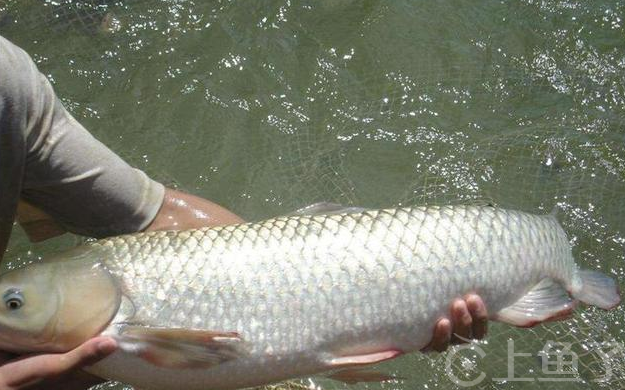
571 270 620 310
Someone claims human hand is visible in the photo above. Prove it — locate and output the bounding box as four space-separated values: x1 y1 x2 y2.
0 337 116 390
422 294 488 352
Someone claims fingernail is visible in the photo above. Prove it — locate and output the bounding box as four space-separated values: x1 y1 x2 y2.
97 338 118 355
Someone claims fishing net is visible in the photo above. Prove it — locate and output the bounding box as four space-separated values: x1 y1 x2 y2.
1 1 624 389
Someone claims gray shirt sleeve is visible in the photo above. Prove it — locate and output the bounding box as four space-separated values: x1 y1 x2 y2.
0 35 164 239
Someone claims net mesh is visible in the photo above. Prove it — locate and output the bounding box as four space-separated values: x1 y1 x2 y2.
2 1 624 389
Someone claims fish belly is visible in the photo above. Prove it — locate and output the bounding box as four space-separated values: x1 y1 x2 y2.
86 206 575 390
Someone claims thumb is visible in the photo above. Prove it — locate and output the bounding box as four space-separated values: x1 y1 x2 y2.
56 337 118 370
3 337 117 388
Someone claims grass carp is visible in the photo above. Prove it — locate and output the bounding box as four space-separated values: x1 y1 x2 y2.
0 205 619 389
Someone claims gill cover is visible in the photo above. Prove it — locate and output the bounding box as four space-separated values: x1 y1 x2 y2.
0 246 121 353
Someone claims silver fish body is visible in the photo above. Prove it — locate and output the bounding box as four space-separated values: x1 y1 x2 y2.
79 205 610 390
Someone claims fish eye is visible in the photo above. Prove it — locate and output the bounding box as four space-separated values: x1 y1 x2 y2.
3 289 24 311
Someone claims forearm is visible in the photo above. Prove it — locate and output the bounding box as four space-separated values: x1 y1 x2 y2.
17 187 244 242
146 188 244 231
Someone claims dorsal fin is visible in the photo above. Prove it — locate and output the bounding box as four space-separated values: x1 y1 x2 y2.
549 204 560 218
464 199 496 207
289 202 367 216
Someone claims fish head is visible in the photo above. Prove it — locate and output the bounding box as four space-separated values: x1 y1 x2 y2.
0 250 121 353
0 263 61 351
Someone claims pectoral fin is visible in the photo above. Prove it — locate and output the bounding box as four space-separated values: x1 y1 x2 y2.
118 326 247 369
493 278 576 327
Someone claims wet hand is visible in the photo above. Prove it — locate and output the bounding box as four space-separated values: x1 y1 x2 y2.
422 294 488 352
0 337 116 390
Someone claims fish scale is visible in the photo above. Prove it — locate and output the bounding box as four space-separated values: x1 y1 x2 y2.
79 205 584 390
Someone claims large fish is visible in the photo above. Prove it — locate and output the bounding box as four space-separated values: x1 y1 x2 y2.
0 205 619 390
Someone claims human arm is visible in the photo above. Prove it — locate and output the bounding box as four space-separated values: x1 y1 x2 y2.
144 188 244 230
17 187 244 242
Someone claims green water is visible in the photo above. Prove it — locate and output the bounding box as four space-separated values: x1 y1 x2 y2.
1 1 624 389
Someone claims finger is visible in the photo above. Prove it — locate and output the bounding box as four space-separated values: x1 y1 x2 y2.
422 318 452 353
450 299 473 344
466 294 488 339
55 337 117 370
3 337 116 388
